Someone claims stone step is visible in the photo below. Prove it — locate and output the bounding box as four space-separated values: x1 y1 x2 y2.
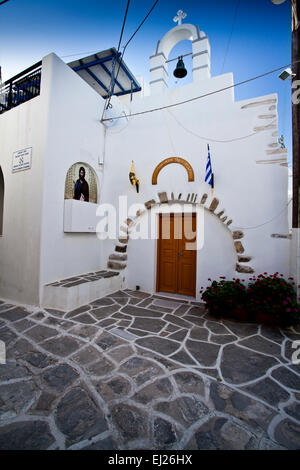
109 253 127 261
107 260 127 271
118 236 128 244
42 270 122 311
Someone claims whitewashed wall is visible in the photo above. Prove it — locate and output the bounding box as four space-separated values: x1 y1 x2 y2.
39 53 109 300
0 89 47 304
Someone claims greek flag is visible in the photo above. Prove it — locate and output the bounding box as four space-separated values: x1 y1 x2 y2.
205 144 213 187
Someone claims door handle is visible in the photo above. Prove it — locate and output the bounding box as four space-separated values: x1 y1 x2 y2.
178 250 182 260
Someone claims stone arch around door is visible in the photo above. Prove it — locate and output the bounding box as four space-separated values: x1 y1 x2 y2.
0 166 4 235
152 157 195 185
64 162 98 203
107 191 254 275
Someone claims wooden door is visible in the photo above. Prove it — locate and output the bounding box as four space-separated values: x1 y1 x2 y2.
156 213 196 297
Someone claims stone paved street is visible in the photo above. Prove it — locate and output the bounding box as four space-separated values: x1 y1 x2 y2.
0 290 300 450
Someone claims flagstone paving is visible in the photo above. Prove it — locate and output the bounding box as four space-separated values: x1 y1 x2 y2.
0 289 300 450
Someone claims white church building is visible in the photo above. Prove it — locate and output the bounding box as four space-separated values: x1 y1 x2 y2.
0 16 292 310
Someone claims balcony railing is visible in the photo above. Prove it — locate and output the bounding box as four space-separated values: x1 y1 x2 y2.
0 61 42 115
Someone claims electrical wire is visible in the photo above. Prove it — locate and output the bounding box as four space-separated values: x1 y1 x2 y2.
220 0 240 74
101 59 300 122
101 0 131 119
232 198 292 230
104 0 160 115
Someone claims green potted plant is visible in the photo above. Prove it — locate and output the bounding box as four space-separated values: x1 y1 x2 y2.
201 277 248 321
247 273 300 327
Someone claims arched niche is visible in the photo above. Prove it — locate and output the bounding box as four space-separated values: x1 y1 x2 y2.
0 167 4 235
64 162 98 204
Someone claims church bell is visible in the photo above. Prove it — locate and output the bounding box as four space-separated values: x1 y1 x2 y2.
173 56 187 79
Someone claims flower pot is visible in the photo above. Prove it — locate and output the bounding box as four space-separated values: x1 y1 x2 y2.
230 305 249 322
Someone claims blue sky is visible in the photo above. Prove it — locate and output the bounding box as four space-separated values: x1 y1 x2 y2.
0 0 293 167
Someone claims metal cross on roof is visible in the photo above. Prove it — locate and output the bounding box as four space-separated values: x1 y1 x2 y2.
173 10 187 25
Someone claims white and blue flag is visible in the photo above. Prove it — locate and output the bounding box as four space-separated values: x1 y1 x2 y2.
205 144 213 184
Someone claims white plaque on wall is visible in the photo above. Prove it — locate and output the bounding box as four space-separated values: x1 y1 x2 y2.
12 147 32 173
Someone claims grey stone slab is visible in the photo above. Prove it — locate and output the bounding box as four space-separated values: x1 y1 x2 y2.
274 418 300 450
65 305 91 318
284 402 300 422
155 395 209 427
118 356 164 385
153 417 177 449
260 325 284 344
108 345 135 362
189 327 209 341
74 313 97 324
0 421 55 450
43 317 73 330
184 315 206 327
128 328 150 337
0 304 14 313
109 328 138 341
97 318 117 328
90 305 120 320
271 366 300 390
210 334 237 345
241 377 290 407
209 381 275 433
0 327 18 346
24 351 56 369
68 324 99 339
165 324 179 333
223 321 259 338
121 305 164 318
184 417 252 450
96 331 126 351
13 319 36 332
186 339 220 367
91 298 115 307
238 335 282 359
85 357 115 376
42 336 84 357
131 317 166 333
149 305 174 314
55 387 108 447
94 375 131 401
127 291 151 299
0 307 30 322
168 329 188 342
152 299 182 309
110 403 149 441
44 309 66 317
42 364 79 392
7 338 35 358
82 436 117 450
111 312 132 320
25 325 59 343
164 314 193 329
0 362 30 381
172 371 206 396
169 349 197 366
187 306 206 317
136 336 180 356
220 344 278 384
0 380 37 417
133 377 173 404
173 304 190 316
206 321 231 335
30 391 57 415
71 345 101 366
137 298 154 308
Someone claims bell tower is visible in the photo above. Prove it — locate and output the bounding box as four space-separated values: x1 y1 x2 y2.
149 10 211 95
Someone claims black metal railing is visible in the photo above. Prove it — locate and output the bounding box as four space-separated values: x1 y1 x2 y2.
0 61 42 115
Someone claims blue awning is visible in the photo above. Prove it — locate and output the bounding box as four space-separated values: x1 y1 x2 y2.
68 48 141 99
